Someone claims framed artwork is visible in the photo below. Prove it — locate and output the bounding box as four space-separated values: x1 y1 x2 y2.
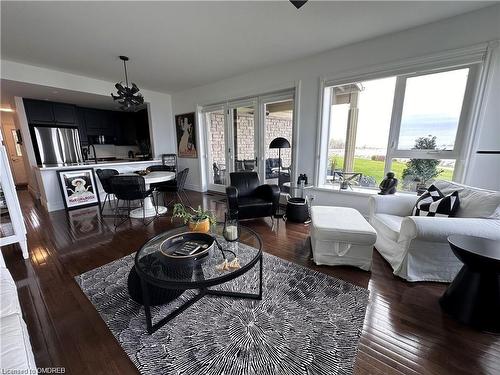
57 168 100 210
175 112 198 158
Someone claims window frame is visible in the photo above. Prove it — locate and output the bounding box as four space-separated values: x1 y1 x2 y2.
317 62 483 190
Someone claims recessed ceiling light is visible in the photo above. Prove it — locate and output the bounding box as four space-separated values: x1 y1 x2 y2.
0 108 15 113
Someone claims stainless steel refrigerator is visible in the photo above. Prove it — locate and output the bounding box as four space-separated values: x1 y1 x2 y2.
33 126 83 165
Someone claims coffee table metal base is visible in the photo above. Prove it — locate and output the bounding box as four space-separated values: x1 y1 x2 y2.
140 256 263 334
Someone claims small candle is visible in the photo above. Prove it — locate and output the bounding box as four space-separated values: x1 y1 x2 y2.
226 225 238 241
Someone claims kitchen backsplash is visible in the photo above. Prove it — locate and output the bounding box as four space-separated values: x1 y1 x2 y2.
91 144 140 159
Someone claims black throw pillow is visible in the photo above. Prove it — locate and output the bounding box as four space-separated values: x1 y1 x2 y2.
412 184 460 217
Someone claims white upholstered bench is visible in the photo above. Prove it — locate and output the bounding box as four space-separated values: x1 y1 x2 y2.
310 206 377 271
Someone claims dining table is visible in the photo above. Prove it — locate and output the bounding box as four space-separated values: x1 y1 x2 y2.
122 171 176 218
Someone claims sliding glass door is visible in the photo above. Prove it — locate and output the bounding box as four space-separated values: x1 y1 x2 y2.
203 90 295 193
204 106 228 191
229 100 258 176
261 94 295 190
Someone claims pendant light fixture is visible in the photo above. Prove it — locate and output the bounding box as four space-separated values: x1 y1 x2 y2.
111 56 144 111
290 1 308 9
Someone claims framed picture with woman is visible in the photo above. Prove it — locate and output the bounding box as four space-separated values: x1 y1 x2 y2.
175 112 198 158
57 168 100 210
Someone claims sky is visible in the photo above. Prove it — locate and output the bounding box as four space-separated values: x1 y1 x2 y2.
329 68 469 151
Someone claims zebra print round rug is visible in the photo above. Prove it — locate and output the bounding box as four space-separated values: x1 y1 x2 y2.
76 249 369 375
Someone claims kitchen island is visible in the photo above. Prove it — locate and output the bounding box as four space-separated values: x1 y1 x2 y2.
34 159 163 212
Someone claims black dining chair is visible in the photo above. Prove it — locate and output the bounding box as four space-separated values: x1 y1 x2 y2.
146 164 172 172
161 154 178 173
157 168 191 207
109 175 158 227
146 164 173 189
95 168 119 214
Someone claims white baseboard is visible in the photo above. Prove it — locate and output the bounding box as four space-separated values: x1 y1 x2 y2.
185 183 205 192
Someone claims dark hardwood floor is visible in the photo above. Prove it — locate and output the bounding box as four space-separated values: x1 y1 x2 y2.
2 190 499 374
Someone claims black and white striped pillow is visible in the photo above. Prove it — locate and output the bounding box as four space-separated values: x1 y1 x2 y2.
413 184 460 217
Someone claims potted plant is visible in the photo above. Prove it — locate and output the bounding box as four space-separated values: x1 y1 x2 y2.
171 203 216 233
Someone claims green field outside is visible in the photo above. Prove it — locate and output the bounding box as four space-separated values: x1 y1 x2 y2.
329 156 454 185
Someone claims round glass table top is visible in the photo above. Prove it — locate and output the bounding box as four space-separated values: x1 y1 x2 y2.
135 224 262 288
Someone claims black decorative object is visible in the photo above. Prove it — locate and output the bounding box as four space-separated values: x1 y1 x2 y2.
285 197 309 223
378 172 398 195
290 0 308 9
297 173 308 186
440 235 500 333
111 56 144 111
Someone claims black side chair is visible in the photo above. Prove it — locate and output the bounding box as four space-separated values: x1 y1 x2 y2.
109 175 157 227
146 164 174 191
226 172 280 220
161 154 178 173
158 168 191 207
95 168 119 214
146 165 172 172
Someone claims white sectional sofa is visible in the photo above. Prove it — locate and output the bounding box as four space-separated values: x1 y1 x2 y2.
369 180 500 282
0 252 37 371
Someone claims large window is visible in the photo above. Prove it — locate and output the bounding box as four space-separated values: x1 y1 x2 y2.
321 66 474 192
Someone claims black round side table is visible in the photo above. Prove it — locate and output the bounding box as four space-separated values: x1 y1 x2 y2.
440 235 500 333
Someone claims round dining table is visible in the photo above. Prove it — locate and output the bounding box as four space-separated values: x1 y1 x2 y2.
123 171 176 218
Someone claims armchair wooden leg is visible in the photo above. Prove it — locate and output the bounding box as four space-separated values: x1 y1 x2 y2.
270 216 276 231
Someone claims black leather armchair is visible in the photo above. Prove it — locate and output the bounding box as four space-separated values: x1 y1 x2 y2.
226 172 280 220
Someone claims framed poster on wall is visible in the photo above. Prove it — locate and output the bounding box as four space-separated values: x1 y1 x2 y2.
57 168 100 210
175 112 198 158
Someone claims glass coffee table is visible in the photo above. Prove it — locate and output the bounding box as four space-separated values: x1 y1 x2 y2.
134 223 263 334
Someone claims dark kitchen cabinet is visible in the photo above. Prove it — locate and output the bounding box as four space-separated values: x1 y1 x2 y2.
75 109 88 146
135 109 150 141
53 103 76 124
115 112 137 145
24 99 55 124
24 99 77 125
82 109 102 133
24 98 150 147
83 109 114 137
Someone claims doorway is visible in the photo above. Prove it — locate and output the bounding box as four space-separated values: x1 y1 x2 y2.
203 90 295 193
0 120 28 186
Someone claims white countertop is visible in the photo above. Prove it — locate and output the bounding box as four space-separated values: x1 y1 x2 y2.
36 159 162 171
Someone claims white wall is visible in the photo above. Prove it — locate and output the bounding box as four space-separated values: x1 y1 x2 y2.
1 61 176 194
172 5 500 199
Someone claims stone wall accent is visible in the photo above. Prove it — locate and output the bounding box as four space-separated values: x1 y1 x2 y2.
209 112 293 168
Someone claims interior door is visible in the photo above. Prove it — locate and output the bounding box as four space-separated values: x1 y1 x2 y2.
1 122 28 185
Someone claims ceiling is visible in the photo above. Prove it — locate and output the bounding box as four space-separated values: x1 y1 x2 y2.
0 79 129 111
1 1 492 94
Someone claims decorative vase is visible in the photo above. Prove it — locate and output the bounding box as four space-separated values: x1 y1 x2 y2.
223 212 239 242
188 218 210 233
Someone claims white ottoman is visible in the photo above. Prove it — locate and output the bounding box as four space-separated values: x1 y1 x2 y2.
310 206 377 270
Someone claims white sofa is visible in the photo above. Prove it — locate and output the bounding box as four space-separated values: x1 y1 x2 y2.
369 180 500 282
0 252 37 371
